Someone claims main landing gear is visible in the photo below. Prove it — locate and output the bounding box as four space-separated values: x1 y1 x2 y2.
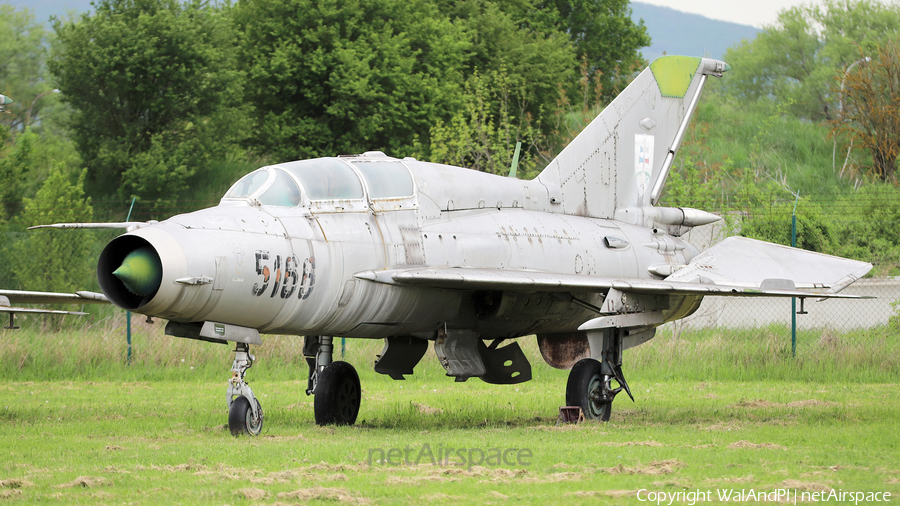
565 329 634 421
304 336 361 426
227 343 263 436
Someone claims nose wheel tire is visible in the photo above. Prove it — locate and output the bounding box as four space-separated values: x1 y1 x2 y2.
566 358 612 421
314 361 361 426
229 395 263 436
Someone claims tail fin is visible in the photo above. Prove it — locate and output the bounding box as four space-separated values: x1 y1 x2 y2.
536 56 730 219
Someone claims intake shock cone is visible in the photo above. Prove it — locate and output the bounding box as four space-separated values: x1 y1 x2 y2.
112 246 163 297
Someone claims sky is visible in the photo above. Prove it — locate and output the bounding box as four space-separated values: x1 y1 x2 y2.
636 0 824 27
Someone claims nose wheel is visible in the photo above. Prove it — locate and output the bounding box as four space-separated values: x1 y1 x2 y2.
227 343 263 436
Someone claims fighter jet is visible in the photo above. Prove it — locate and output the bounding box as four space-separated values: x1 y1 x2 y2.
6 56 871 435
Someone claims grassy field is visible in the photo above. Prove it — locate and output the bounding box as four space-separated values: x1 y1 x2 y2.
1 319 898 504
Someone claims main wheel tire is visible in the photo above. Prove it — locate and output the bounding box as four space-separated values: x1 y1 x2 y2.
229 395 263 436
566 358 612 421
314 361 361 426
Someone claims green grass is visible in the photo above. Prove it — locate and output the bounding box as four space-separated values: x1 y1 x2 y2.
1 321 898 504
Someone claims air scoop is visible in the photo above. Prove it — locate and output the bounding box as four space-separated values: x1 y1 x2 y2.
113 246 163 296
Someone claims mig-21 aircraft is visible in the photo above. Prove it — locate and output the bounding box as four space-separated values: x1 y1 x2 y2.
4 56 872 435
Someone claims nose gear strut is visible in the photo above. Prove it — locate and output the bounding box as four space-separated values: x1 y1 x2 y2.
227 343 263 436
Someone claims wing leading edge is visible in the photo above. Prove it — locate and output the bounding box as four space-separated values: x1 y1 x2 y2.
355 238 872 300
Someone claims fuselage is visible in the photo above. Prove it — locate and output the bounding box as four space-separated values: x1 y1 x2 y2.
98 152 704 340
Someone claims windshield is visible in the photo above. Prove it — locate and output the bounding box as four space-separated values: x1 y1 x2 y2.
224 169 271 199
259 169 302 207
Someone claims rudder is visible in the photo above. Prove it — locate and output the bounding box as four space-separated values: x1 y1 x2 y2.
535 56 729 219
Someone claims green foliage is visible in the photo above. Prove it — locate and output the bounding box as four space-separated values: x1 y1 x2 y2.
13 167 94 293
233 0 471 162
545 0 650 101
0 4 59 132
721 0 900 121
426 68 546 177
49 0 249 203
741 196 833 253
0 127 83 221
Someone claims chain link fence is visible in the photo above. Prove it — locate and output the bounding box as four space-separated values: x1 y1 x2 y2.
3 204 898 337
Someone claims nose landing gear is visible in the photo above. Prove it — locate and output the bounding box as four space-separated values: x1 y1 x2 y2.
227 343 263 436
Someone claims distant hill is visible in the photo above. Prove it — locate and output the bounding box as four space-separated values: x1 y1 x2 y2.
14 0 759 64
631 2 760 62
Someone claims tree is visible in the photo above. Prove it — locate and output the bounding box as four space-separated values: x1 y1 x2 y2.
233 0 472 162
542 0 650 101
834 41 900 181
13 168 94 293
49 0 248 205
722 0 900 121
0 5 58 132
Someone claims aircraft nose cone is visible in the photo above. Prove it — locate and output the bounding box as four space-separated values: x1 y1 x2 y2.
112 247 162 296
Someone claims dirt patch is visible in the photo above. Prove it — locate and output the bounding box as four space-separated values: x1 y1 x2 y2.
302 463 359 473
412 402 443 415
785 400 838 408
654 479 692 488
277 486 369 504
704 475 754 484
0 489 22 498
729 399 777 408
57 476 109 488
105 445 125 451
426 466 527 480
236 487 267 500
781 479 831 492
249 470 297 484
487 490 509 499
421 493 463 501
596 441 663 447
386 475 459 485
0 479 33 489
567 490 636 498
605 460 686 475
727 441 787 450
886 477 900 485
542 472 582 482
701 420 743 432
683 444 717 449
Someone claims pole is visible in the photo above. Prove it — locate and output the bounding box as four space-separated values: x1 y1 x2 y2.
125 197 136 365
791 192 799 358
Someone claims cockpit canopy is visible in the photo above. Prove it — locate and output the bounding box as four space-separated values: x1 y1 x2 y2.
221 155 414 207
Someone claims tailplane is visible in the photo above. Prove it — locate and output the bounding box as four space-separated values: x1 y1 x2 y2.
536 56 729 222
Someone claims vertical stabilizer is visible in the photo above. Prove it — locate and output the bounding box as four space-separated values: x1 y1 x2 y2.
536 56 729 219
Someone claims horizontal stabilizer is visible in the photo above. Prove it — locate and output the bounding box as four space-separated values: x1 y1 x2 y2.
665 236 872 293
0 290 110 305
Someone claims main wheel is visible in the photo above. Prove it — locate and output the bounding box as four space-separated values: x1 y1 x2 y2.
566 358 612 421
314 361 361 426
229 395 263 436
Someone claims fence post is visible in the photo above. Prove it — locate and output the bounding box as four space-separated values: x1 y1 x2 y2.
791 192 799 358
125 197 136 365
